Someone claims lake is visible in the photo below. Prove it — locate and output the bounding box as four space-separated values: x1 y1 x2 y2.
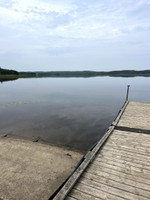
0 76 150 152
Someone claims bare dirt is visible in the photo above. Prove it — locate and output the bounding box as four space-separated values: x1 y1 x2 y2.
0 137 82 200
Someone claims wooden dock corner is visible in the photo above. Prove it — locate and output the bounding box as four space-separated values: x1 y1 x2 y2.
51 100 150 200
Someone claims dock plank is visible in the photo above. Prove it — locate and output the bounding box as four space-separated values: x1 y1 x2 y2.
99 150 150 166
88 161 150 185
112 130 150 139
117 101 150 130
67 189 102 200
84 170 150 193
74 183 126 200
102 146 150 162
107 136 150 148
66 196 77 200
91 162 150 180
81 172 150 198
77 177 149 200
52 101 150 200
105 142 150 155
97 154 150 171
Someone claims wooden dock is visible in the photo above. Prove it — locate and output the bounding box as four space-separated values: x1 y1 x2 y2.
52 101 150 200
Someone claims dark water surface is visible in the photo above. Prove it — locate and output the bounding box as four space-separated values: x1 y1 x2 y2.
0 77 150 152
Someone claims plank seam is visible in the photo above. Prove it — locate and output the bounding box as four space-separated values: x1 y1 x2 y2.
103 145 150 157
80 174 150 198
72 188 104 200
115 126 150 134
76 180 141 200
103 142 150 155
97 155 150 170
100 148 150 161
74 184 129 200
84 170 150 192
98 153 150 165
91 162 150 181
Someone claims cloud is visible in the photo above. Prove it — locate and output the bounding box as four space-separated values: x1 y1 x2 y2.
0 0 150 70
0 0 149 39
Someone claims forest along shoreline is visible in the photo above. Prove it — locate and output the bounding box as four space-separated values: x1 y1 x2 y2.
1 67 150 83
0 136 82 200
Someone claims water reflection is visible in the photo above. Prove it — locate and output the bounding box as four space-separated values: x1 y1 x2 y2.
0 77 150 152
0 77 18 83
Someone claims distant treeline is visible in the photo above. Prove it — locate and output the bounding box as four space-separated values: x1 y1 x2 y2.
19 70 150 77
0 67 19 75
0 67 150 79
0 67 19 82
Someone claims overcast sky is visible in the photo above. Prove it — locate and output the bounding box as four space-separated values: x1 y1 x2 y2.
0 0 150 71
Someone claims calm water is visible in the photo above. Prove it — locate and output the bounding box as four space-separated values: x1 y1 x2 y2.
0 77 150 152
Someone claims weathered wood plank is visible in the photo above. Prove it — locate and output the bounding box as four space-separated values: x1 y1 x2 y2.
78 176 149 200
88 163 150 185
108 134 150 143
109 131 150 142
97 154 150 171
68 189 102 200
100 148 150 164
93 158 150 175
65 196 77 200
53 101 129 200
99 151 150 167
92 160 150 179
74 182 126 200
112 130 150 140
53 101 150 200
104 143 150 156
107 136 150 148
81 173 150 198
52 125 115 200
105 141 150 154
102 146 150 161
117 102 150 130
84 170 150 192
87 165 150 189
108 138 150 149
109 136 150 146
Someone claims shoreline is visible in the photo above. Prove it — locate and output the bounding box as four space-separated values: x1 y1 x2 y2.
0 134 85 154
1 68 150 83
0 136 82 200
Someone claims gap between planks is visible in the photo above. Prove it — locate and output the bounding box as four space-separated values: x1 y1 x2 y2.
74 178 149 200
98 151 150 167
84 169 150 192
97 154 150 171
91 160 150 180
87 162 150 186
93 159 150 177
107 137 150 148
103 141 150 155
100 147 150 162
67 188 103 200
73 183 128 200
81 172 150 198
102 144 150 157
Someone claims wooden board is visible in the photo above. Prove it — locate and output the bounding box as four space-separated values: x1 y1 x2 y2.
52 101 150 200
117 101 150 130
